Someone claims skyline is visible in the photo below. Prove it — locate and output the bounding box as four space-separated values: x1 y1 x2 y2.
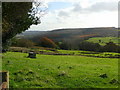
28 0 118 31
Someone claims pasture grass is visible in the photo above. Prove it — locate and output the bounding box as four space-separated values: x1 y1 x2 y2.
58 50 120 58
87 37 119 46
9 47 120 58
2 52 118 88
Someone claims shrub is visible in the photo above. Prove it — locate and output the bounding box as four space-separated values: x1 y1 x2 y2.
78 41 101 52
101 42 120 52
38 37 58 48
11 38 36 48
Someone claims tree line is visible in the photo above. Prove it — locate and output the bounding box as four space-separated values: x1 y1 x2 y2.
11 37 120 53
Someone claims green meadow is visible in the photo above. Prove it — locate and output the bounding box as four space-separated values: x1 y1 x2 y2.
87 37 119 46
2 52 118 88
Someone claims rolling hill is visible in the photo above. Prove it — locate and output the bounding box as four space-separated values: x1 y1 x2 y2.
17 27 118 43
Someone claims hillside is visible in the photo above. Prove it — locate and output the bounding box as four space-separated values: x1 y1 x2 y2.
16 31 49 39
17 27 118 43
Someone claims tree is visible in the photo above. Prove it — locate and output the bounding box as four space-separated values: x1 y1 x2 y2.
59 41 69 50
39 37 58 48
102 42 120 52
11 38 36 48
59 39 80 50
78 41 101 51
2 2 44 49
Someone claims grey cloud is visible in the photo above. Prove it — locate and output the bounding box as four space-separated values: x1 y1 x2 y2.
72 3 82 12
58 11 69 17
72 2 118 13
88 2 118 12
57 1 117 19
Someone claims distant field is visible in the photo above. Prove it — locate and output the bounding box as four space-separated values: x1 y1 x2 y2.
9 47 120 58
87 37 119 46
2 52 118 88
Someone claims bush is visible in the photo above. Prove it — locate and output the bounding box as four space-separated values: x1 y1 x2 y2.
11 38 36 48
78 41 101 52
101 42 120 52
38 37 58 48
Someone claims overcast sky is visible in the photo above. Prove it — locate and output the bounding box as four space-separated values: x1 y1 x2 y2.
28 0 118 31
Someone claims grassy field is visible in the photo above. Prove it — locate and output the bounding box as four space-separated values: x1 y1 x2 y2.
9 47 120 58
87 37 119 46
58 50 120 58
2 52 118 88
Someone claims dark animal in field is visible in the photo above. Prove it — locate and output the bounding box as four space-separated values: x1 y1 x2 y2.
57 66 60 69
99 74 108 78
